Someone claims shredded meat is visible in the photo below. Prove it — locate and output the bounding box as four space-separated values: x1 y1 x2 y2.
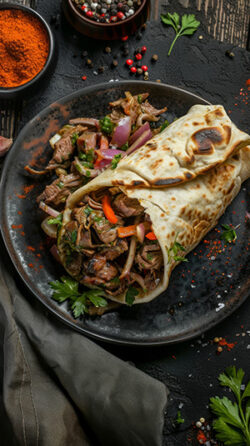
66 253 82 277
85 254 106 274
69 118 99 128
49 136 74 166
37 174 82 205
112 194 144 217
93 217 119 244
99 239 128 260
135 243 163 271
77 131 97 152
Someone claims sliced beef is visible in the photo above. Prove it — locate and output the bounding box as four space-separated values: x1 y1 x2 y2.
77 229 93 248
95 262 118 281
37 173 82 206
81 275 105 287
77 131 97 152
50 136 74 165
93 218 118 244
99 239 128 260
66 252 82 277
37 179 61 204
135 243 163 271
69 118 99 128
85 254 106 274
112 194 144 217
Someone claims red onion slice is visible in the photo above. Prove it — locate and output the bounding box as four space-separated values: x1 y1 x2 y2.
39 201 60 217
50 244 62 263
41 217 57 238
136 223 145 243
0 136 13 157
100 149 125 160
126 129 152 155
119 235 137 280
129 122 150 145
111 116 131 147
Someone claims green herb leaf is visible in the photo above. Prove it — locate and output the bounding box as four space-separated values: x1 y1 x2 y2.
219 367 245 402
71 132 79 145
160 119 170 132
110 276 120 285
242 382 250 400
161 12 200 56
47 213 63 228
72 297 88 318
176 410 185 424
147 253 153 261
100 116 114 135
167 235 187 264
84 206 93 216
57 181 64 189
121 142 129 151
86 289 108 308
137 94 142 104
210 396 244 429
79 151 86 161
49 276 79 302
111 154 122 170
212 417 246 445
125 286 139 306
220 224 237 243
173 255 188 262
71 230 77 244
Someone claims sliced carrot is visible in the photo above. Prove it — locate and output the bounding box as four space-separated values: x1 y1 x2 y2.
117 225 137 238
102 195 118 224
145 231 157 240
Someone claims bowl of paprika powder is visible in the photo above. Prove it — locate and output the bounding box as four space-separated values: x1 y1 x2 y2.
0 3 55 99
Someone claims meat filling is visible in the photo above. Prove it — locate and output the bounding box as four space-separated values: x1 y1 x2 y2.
60 189 164 298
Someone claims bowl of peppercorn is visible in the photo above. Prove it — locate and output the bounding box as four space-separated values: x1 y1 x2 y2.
62 0 150 40
0 3 55 99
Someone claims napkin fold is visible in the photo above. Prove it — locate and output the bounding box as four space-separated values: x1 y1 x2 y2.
0 255 168 446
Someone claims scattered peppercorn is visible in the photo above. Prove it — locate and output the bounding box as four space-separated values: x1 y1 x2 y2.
112 59 118 67
141 65 148 71
225 50 235 59
198 35 203 40
156 79 161 83
130 66 137 73
135 53 142 60
105 46 112 53
98 66 104 73
141 45 147 53
152 54 158 62
126 58 133 66
137 68 143 75
82 75 87 81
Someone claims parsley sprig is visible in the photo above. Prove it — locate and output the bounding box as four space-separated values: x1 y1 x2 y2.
176 410 185 425
111 154 122 170
49 276 108 318
220 224 239 243
161 13 200 56
125 286 139 306
210 366 250 445
167 234 188 264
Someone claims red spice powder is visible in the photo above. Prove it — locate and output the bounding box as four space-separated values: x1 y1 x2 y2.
197 430 207 443
27 246 35 252
11 224 23 229
17 194 26 199
18 211 22 215
218 338 237 351
20 231 25 236
23 184 34 194
28 263 34 268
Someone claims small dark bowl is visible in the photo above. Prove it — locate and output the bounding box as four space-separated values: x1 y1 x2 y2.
62 0 150 40
0 3 55 100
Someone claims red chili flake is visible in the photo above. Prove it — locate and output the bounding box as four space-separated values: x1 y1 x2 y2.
171 355 176 360
39 265 43 269
218 338 237 351
28 263 34 268
17 194 26 199
23 184 34 194
246 79 250 86
18 211 22 215
126 59 133 66
197 430 207 443
27 246 35 252
21 231 25 236
36 253 41 258
12 224 23 229
82 75 87 81
81 5 87 10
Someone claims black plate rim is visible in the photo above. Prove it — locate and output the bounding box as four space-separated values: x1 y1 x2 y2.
1 80 248 347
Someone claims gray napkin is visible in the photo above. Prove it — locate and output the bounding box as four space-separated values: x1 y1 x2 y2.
0 257 168 446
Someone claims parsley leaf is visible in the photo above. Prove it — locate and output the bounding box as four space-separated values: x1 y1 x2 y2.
121 142 129 151
71 132 79 145
210 367 250 446
161 13 200 56
84 206 93 216
221 224 237 243
71 230 77 244
49 276 108 317
100 116 114 135
137 94 142 104
111 154 122 170
176 410 185 424
167 234 187 264
125 286 139 306
160 119 170 132
47 213 63 228
49 276 79 302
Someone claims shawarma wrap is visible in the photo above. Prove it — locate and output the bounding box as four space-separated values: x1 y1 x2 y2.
57 104 250 305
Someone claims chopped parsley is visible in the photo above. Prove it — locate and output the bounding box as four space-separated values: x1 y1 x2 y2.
220 224 238 243
167 234 187 263
121 142 129 151
71 230 77 244
85 170 91 177
111 154 122 170
176 411 185 425
147 253 153 261
71 132 79 145
49 276 108 318
160 119 170 132
125 286 139 306
84 206 93 216
100 116 114 135
47 213 63 228
137 94 142 104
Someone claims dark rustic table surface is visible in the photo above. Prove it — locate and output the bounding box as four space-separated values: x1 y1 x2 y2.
0 0 249 445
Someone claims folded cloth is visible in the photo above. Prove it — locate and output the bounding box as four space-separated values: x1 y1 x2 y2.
0 253 168 446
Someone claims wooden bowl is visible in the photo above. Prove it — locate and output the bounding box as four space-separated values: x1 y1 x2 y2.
62 0 150 40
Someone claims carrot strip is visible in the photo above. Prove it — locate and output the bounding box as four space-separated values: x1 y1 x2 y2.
102 195 118 224
145 231 157 240
117 225 137 238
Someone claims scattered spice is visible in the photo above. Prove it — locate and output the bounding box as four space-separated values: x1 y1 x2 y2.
0 9 49 88
11 224 23 229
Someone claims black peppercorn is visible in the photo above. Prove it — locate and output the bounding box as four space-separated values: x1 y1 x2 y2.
112 59 118 67
137 68 143 75
105 46 112 53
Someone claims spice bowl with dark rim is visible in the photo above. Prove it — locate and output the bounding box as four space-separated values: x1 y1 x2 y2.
62 0 150 40
0 3 55 100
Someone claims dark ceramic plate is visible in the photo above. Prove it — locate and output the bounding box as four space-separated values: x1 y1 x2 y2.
1 81 249 346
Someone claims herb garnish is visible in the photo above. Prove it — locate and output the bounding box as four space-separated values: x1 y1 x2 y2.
100 116 114 135
71 132 79 145
49 276 108 318
125 286 139 306
220 224 238 243
47 213 63 228
84 206 93 216
210 366 250 445
176 410 185 425
137 94 142 104
167 235 188 263
71 230 77 244
57 181 64 189
111 154 122 170
161 13 200 56
121 142 129 151
160 119 170 132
